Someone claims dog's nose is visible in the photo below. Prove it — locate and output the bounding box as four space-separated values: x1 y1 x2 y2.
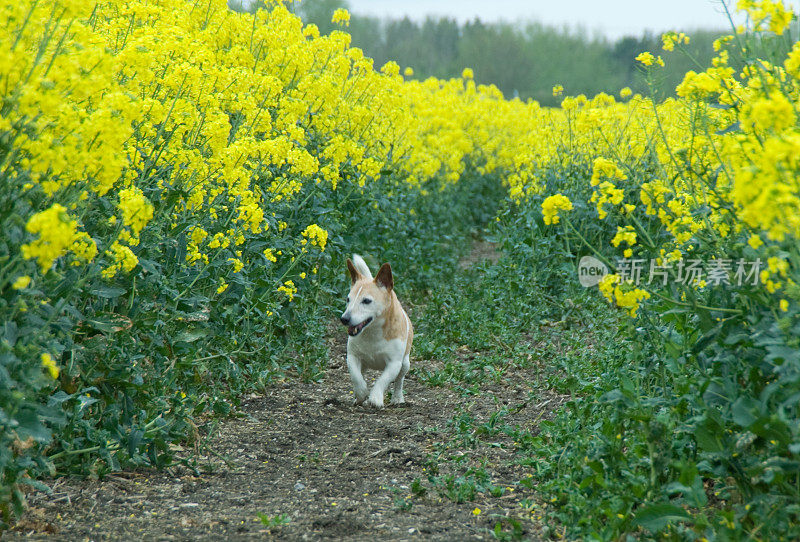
340 314 350 325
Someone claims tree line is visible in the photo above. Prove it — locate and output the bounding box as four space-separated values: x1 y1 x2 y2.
234 0 728 106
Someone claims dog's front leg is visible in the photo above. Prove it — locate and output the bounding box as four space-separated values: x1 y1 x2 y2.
367 359 402 409
347 353 369 405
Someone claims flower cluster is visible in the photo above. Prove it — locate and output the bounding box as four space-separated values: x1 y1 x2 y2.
20 205 94 273
541 194 573 225
301 224 329 251
598 275 651 317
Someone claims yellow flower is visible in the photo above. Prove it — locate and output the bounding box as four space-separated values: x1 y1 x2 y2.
101 242 138 279
779 299 789 312
552 84 564 97
217 280 229 294
636 52 655 66
462 67 474 79
611 226 637 247
263 248 278 263
598 274 650 317
619 87 632 99
742 93 796 133
662 31 690 52
541 194 573 225
21 204 81 272
71 232 98 263
12 276 31 290
209 233 231 250
331 8 350 26
591 158 627 186
278 280 298 301
118 187 154 239
228 258 244 273
747 234 764 249
41 353 59 380
591 181 625 219
404 67 414 77
472 507 481 516
301 224 329 251
636 51 664 67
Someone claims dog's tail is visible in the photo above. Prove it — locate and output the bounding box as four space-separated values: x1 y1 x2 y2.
351 254 372 279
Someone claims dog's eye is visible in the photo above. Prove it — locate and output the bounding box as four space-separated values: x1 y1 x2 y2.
362 298 372 305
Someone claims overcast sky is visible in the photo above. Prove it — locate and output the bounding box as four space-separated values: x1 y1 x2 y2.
344 1 800 40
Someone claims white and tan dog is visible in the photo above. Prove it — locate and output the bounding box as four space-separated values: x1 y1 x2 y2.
340 255 413 408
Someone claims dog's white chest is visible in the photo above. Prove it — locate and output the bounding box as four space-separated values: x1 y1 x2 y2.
348 333 406 370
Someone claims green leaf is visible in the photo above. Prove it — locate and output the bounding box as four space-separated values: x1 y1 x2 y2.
694 424 724 453
731 397 758 428
633 503 692 532
175 328 208 343
127 429 144 457
3 321 18 346
91 285 127 299
15 409 51 442
715 121 740 135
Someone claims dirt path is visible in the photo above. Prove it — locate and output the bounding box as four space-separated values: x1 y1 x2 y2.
8 356 551 540
8 244 557 541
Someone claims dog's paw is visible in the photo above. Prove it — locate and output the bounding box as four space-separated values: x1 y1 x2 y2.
353 395 367 406
390 393 405 405
366 396 385 409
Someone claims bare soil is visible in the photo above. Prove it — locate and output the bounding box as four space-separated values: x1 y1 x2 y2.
6 243 563 541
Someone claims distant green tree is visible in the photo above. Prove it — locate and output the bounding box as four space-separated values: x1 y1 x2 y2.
292 0 347 35
292 0 725 105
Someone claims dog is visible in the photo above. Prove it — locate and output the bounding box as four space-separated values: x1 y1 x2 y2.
340 255 413 408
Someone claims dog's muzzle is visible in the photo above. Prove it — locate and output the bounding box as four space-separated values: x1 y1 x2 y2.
344 317 373 337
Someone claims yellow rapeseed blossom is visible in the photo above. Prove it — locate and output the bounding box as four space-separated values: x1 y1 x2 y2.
636 52 664 67
611 226 637 247
541 194 573 225
599 274 651 317
228 258 244 273
331 8 350 26
301 224 329 251
12 276 32 290
102 242 138 279
41 353 59 380
263 249 278 263
591 182 625 220
21 205 81 272
278 280 298 301
118 187 154 240
591 158 627 186
662 31 690 51
737 0 793 34
748 235 764 249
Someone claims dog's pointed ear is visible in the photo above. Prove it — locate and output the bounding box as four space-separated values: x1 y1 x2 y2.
346 258 361 285
375 263 393 290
